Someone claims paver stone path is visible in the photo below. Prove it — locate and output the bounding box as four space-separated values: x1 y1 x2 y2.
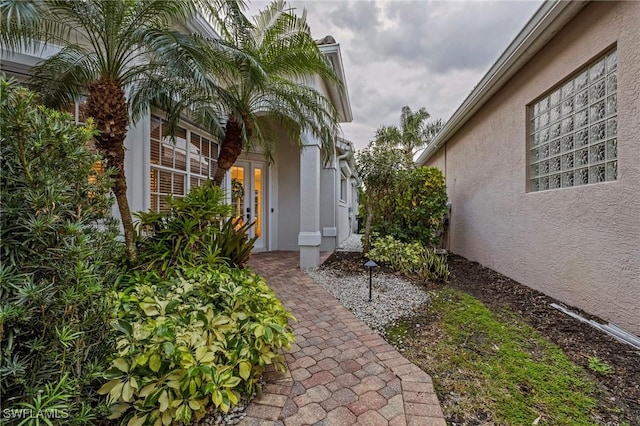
238 252 445 426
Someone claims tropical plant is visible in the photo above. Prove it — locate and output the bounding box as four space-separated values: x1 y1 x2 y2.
214 218 258 269
375 166 448 245
0 78 122 423
101 265 295 425
355 138 404 251
369 235 449 282
134 184 257 272
0 0 246 261
376 105 444 167
196 0 341 185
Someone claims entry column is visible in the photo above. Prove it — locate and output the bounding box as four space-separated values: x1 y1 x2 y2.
298 133 321 268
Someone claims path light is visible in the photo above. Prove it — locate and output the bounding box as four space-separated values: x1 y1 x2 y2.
364 260 378 302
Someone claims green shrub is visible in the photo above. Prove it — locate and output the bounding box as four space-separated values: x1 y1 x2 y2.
100 265 294 425
369 235 449 282
0 78 122 423
134 184 257 272
372 166 448 246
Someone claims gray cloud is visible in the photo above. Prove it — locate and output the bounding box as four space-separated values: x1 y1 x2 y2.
325 0 541 73
248 0 543 148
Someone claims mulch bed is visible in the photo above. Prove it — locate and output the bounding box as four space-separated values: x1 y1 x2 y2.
322 251 640 424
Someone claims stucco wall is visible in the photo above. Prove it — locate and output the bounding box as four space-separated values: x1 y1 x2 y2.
123 117 150 216
277 144 301 251
427 1 640 334
426 147 446 175
337 202 350 244
320 167 337 251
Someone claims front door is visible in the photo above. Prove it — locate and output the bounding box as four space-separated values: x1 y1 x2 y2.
231 162 265 250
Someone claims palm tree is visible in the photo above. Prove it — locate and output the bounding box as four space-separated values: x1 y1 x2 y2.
376 106 444 167
1 0 245 261
193 0 341 186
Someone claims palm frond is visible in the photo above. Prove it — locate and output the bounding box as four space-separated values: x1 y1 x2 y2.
0 0 72 51
29 45 100 108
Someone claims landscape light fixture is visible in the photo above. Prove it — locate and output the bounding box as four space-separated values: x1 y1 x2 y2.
364 260 378 302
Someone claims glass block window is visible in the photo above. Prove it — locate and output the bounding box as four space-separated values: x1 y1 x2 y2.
149 115 218 212
529 49 617 192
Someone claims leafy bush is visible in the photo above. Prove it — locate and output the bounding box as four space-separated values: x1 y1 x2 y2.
134 184 257 272
120 162 290 425
369 235 449 282
100 265 294 425
0 78 122 423
373 166 448 246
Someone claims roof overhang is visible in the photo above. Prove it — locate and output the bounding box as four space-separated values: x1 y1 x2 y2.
1 41 62 78
336 136 359 181
417 0 588 166
184 14 220 40
319 43 353 123
336 136 354 154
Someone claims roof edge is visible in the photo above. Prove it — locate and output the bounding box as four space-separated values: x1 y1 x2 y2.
186 14 221 40
319 43 353 123
417 0 588 166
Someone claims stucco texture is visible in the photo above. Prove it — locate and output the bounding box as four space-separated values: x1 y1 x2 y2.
276 139 301 251
427 2 640 334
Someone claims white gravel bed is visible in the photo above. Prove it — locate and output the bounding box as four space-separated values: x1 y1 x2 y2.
306 268 429 332
337 233 363 252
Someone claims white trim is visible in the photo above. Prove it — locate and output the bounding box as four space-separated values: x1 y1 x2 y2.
318 43 353 123
417 0 588 166
322 227 337 237
186 14 220 40
298 231 322 246
141 115 151 212
268 163 277 251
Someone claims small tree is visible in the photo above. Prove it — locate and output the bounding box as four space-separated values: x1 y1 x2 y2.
0 79 122 422
355 138 404 252
202 0 341 185
375 166 448 246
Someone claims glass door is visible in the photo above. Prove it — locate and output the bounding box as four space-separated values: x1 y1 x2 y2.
230 162 265 250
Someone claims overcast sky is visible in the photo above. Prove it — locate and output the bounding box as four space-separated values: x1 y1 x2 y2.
248 0 544 149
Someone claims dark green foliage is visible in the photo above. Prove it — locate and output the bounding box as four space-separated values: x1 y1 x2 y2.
373 166 448 246
0 78 122 423
134 184 257 273
101 265 294 424
355 139 405 251
214 218 258 269
369 235 449 282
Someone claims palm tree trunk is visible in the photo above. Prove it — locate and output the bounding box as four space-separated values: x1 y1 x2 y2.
86 79 137 261
111 144 137 261
213 115 245 186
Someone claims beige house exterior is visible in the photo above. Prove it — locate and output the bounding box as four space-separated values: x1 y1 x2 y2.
418 1 640 334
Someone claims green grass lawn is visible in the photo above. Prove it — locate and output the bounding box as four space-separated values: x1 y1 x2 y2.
386 289 625 425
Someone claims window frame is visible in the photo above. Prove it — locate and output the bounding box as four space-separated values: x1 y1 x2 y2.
149 115 219 212
527 47 618 193
340 173 348 203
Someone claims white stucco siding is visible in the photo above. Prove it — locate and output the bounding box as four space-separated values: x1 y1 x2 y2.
123 117 150 215
337 202 350 244
320 167 337 251
428 1 640 334
276 143 301 251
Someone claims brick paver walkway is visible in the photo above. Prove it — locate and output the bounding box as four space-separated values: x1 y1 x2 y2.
239 252 445 426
